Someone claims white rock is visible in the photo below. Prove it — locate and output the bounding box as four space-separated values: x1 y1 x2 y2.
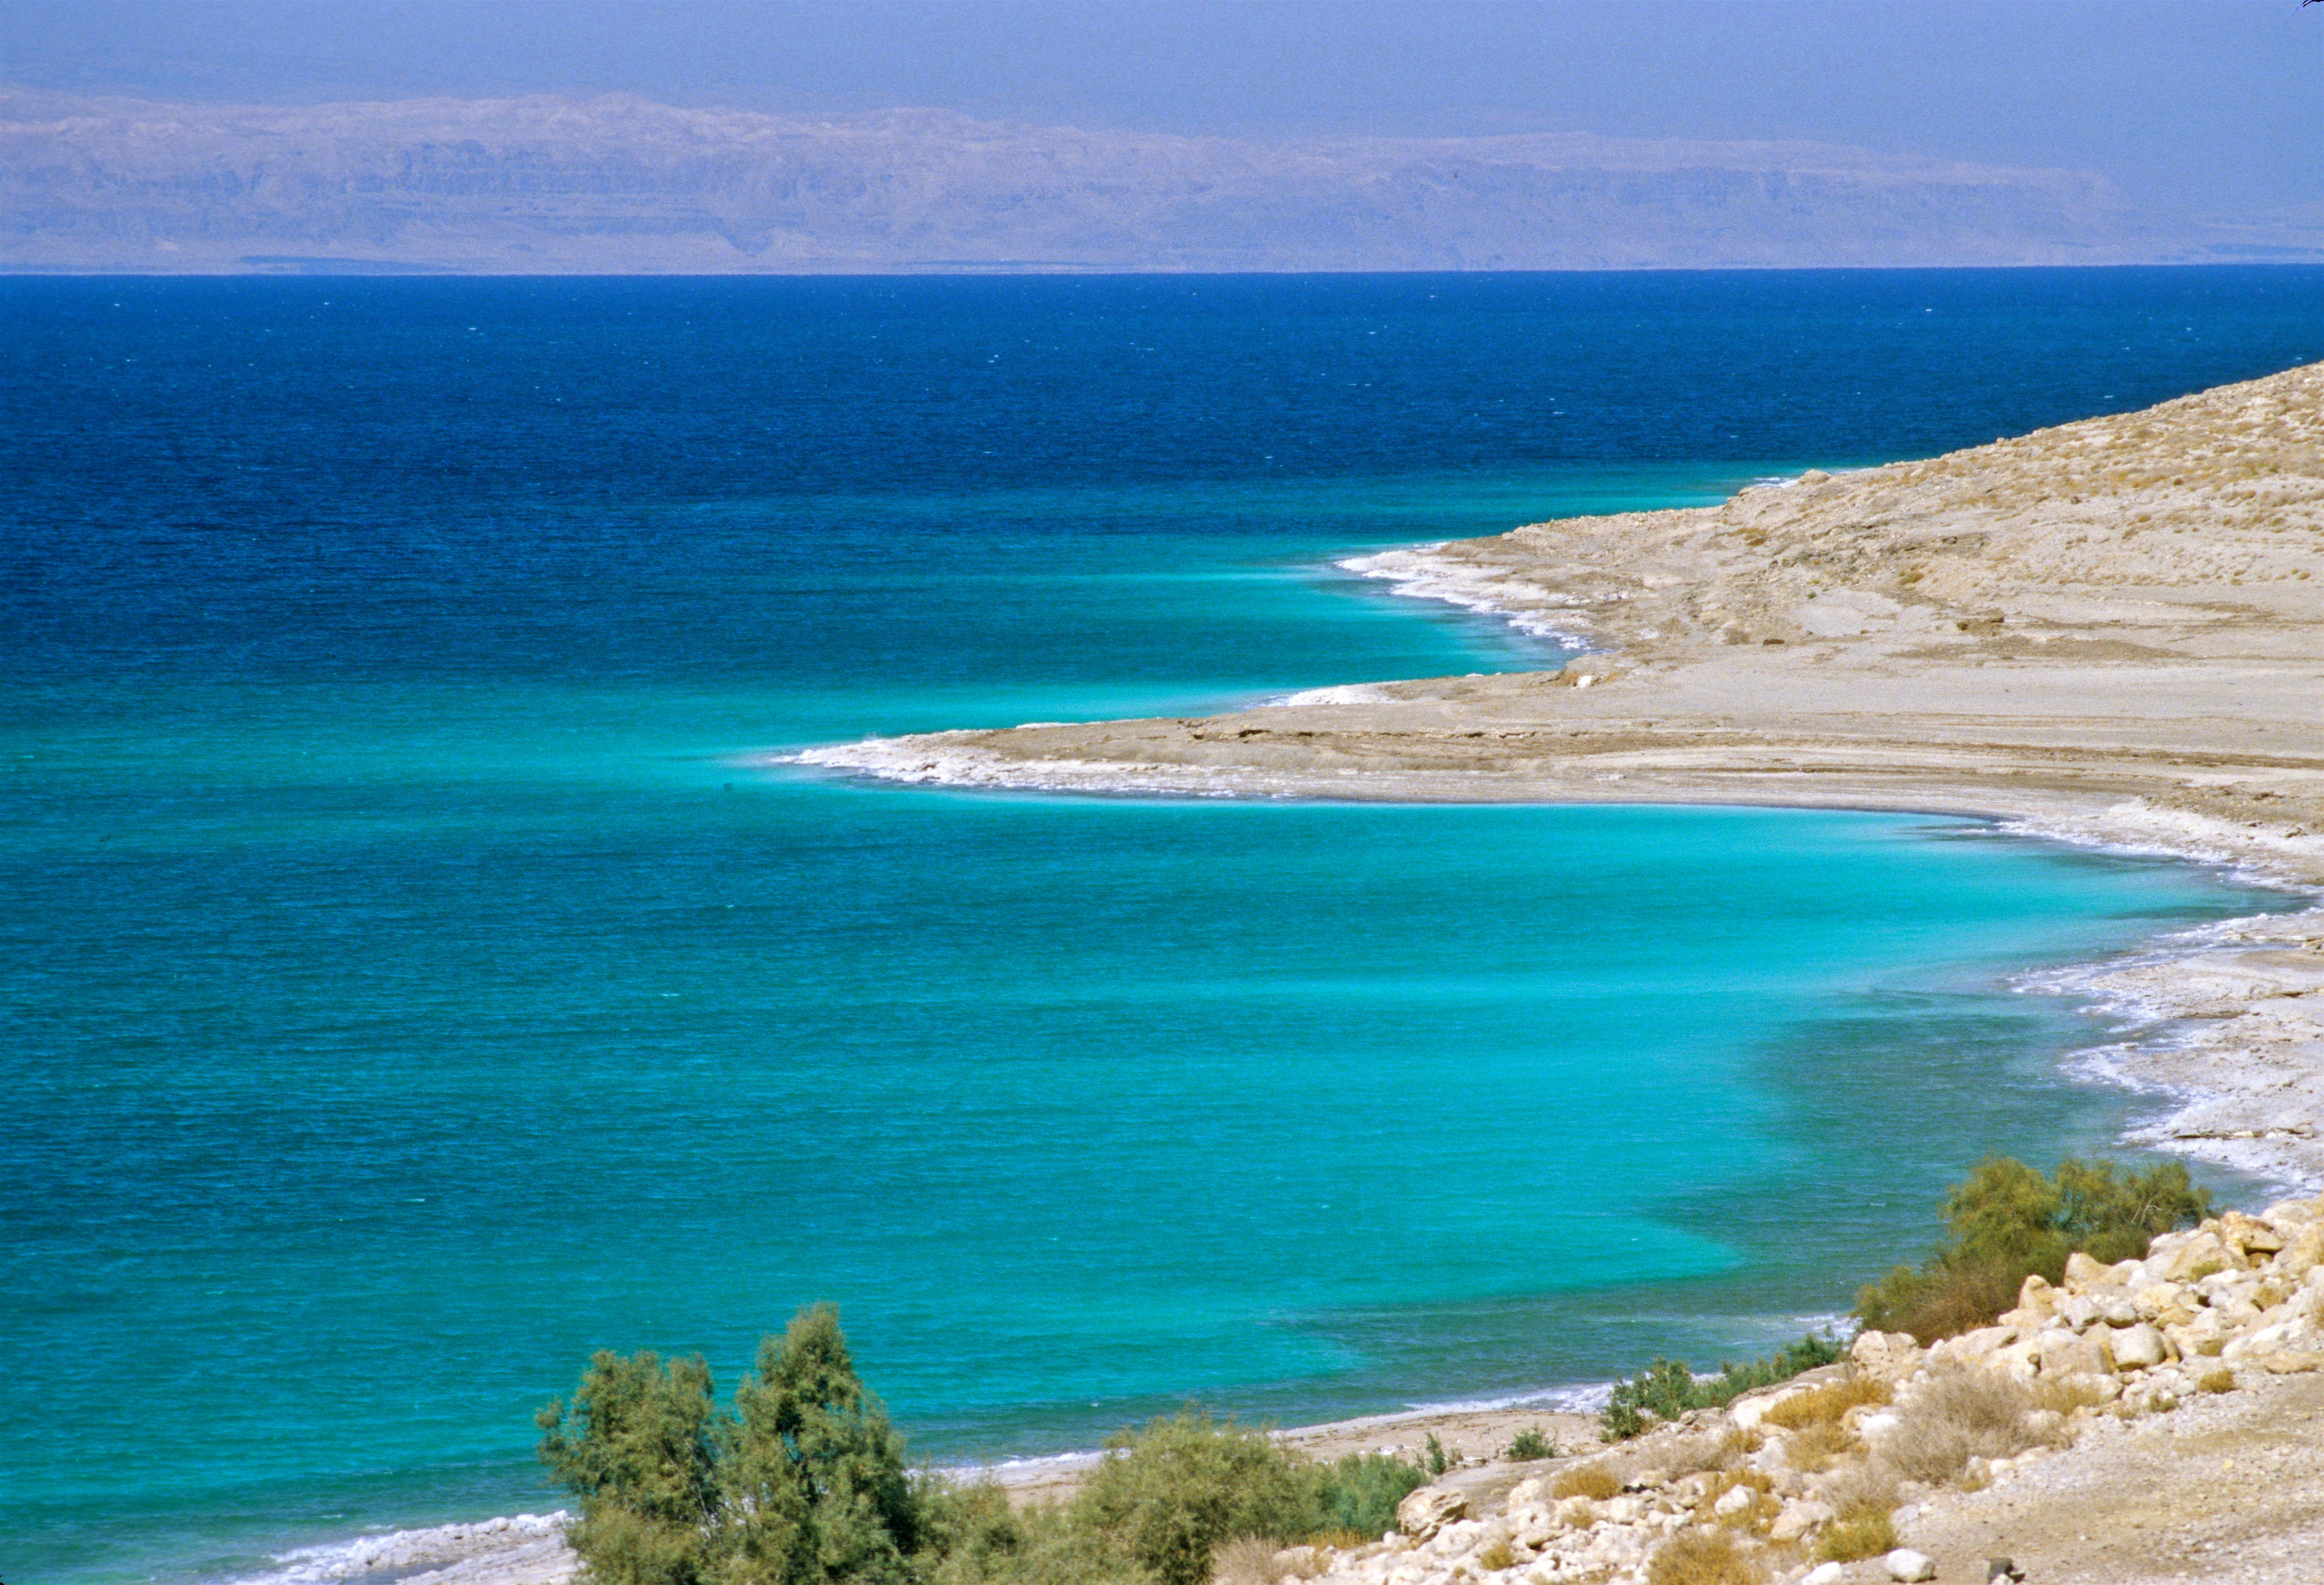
1769 1497 1834 1543
1852 1329 1925 1384
2063 1250 2109 1289
1802 1565 1847 1585
1394 1485 1466 1540
2113 1323 2169 1371
1713 1484 1755 1517
1886 1547 1939 1581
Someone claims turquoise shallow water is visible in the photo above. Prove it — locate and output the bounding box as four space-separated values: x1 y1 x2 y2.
5 270 2323 1584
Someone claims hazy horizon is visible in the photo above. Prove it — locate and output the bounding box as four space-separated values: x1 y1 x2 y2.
4 1 2320 273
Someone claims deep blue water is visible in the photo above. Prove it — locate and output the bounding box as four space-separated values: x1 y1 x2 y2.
5 268 2323 1585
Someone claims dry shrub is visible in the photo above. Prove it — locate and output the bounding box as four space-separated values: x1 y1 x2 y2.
1812 1506 1896 1564
2030 1375 2105 1413
1647 1528 1766 1585
1761 1376 1889 1432
1475 1540 1514 1571
1209 1536 1283 1585
1813 1458 1900 1519
1700 1472 1775 1532
1886 1364 2040 1485
1651 1427 1758 1482
1551 1463 1625 1501
2197 1367 2237 1395
1779 1417 1855 1473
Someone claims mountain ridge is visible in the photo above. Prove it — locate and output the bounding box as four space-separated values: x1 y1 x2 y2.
8 89 2309 274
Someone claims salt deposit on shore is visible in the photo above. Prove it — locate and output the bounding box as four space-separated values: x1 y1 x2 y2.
783 360 2324 1186
413 362 2324 1584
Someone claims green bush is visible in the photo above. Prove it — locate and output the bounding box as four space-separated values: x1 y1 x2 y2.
1072 1413 1322 1585
538 1306 924 1585
1600 1334 1846 1440
1313 1452 1427 1536
1857 1155 2212 1343
537 1350 723 1585
1505 1426 1557 1462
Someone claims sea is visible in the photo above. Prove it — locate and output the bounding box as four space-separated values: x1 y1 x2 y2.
6 267 2324 1585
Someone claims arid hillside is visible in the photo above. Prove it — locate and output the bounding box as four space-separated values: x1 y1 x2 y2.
0 90 2283 274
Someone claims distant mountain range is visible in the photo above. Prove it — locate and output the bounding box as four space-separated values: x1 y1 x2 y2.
4 90 2317 274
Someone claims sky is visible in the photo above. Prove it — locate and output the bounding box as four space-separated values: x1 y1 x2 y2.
5 0 2321 217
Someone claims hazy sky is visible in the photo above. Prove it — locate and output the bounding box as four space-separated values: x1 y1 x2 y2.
7 1 2321 215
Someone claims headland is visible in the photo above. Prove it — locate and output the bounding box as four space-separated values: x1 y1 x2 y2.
792 360 2324 1189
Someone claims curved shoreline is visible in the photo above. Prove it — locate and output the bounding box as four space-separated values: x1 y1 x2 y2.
255 364 2324 1584
780 361 2324 1190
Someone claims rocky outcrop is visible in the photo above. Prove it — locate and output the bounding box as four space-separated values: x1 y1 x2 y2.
1269 1195 2324 1585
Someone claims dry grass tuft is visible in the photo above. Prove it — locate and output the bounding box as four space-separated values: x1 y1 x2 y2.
1700 1472 1776 1532
2197 1366 2237 1395
1812 1505 1897 1564
1551 1463 1625 1501
1885 1364 2041 1484
1647 1528 1766 1585
1778 1418 1856 1473
1475 1540 1514 1572
1761 1376 1888 1432
1651 1427 1760 1481
2030 1375 2108 1417
1208 1537 1283 1585
1814 1458 1901 1519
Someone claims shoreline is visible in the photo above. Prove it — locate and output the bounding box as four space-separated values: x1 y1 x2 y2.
781 359 2324 1193
258 363 2324 1582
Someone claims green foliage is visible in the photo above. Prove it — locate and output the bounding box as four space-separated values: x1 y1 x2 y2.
537 1350 722 1585
1073 1413 1321 1585
1856 1155 2212 1343
1600 1334 1846 1441
538 1307 925 1585
725 1304 919 1585
1313 1452 1427 1536
1421 1433 1453 1476
1505 1426 1557 1462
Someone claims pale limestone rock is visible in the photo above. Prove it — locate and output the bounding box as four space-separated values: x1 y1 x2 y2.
2036 1328 2114 1378
2157 1229 2238 1283
2112 1323 2169 1371
2261 1197 2322 1234
1713 1484 1755 1518
1886 1547 1939 1582
1802 1565 1846 1585
2063 1250 2108 1290
1851 1329 1925 1384
2169 1308 2229 1358
2221 1209 2286 1256
2098 1296 2141 1327
2132 1281 2196 1326
1769 1497 1834 1542
1394 1485 1466 1540
2282 1225 2324 1277
2014 1271 2058 1322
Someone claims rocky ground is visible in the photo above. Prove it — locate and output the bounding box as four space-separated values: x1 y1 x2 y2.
1259 1196 2324 1585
